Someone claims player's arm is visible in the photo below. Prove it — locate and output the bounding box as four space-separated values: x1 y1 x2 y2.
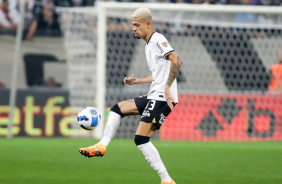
165 51 183 110
0 23 14 29
124 74 152 85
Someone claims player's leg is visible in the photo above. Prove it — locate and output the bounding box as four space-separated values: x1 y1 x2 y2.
135 122 175 184
134 100 176 184
79 97 145 157
98 99 140 146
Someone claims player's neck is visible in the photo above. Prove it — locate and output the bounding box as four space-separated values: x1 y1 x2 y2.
145 30 155 43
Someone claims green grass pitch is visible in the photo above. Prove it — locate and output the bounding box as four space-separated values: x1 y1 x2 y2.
0 138 282 184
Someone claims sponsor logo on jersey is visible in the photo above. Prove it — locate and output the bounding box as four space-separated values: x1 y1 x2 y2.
162 42 168 47
156 42 164 54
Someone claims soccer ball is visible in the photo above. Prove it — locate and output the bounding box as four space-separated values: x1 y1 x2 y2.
77 107 101 130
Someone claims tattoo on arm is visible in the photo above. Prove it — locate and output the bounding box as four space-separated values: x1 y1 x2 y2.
166 56 183 87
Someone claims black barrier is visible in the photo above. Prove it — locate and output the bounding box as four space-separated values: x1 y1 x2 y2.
0 88 75 137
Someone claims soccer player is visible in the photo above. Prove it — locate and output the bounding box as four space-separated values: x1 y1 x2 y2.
79 7 183 184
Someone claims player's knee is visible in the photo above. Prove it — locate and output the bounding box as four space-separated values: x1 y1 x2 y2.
134 135 150 146
110 103 124 118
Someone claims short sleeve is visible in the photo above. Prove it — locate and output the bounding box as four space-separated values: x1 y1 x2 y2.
155 35 174 59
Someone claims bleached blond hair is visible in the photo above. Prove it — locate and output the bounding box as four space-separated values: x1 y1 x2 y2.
132 8 152 20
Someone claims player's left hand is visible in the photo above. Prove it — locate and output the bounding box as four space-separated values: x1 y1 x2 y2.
165 85 175 110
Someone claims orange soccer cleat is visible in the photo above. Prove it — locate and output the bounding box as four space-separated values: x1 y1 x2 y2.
79 143 107 158
161 179 176 184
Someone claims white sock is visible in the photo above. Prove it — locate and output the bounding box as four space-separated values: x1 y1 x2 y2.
159 170 172 183
138 141 172 182
99 111 121 146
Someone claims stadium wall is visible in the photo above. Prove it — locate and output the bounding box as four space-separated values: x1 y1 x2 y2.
0 89 281 141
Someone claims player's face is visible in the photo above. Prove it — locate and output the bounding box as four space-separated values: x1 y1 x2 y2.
132 17 148 40
2 1 9 11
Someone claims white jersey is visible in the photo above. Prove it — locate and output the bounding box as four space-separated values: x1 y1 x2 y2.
0 8 18 27
145 32 178 103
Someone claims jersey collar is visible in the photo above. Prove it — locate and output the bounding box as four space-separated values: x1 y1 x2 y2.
147 32 155 45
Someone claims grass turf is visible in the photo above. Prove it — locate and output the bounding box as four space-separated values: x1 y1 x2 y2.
0 138 282 184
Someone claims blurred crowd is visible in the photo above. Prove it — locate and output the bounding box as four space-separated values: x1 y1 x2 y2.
0 0 282 41
0 0 282 91
0 0 93 41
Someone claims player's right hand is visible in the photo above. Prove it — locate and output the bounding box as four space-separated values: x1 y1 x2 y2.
124 73 136 85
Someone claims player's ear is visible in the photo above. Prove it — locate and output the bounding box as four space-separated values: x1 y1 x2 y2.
147 21 152 29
